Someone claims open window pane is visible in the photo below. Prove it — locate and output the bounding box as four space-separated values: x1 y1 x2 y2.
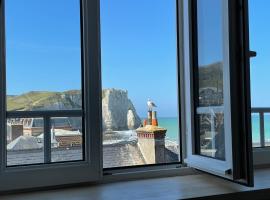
101 0 180 168
7 118 44 166
184 0 253 186
195 0 225 160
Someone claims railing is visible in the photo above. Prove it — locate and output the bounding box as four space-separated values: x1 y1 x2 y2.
7 110 83 163
251 108 270 148
196 106 224 155
195 107 269 149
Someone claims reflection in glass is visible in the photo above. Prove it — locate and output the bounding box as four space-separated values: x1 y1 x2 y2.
198 111 225 160
196 0 226 160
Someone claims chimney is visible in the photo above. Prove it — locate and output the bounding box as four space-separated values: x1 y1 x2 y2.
152 111 158 126
51 126 56 141
136 125 167 164
147 111 152 125
9 124 23 141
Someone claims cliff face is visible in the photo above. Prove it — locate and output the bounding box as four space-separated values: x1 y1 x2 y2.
7 90 82 111
7 89 141 131
102 89 141 132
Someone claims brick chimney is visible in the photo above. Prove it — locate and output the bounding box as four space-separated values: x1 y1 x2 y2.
136 125 167 164
8 124 23 141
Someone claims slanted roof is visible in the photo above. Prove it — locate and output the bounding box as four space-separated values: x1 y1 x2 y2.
103 143 146 168
23 117 72 128
6 130 179 167
37 129 81 138
7 136 42 151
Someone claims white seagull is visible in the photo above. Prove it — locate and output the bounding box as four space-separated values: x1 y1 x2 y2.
147 98 157 111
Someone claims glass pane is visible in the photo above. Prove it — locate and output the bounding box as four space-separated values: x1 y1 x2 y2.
101 0 180 168
51 117 83 162
196 0 226 160
5 0 82 111
198 111 225 160
7 118 44 166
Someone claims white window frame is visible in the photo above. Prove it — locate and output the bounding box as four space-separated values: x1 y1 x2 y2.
182 0 233 178
182 0 254 186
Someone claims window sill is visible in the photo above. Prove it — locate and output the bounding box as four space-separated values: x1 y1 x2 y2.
102 165 199 183
3 168 270 199
253 147 270 167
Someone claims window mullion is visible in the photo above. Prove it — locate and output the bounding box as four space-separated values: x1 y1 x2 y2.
44 116 51 164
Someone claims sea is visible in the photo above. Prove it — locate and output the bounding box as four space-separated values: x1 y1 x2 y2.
158 115 269 144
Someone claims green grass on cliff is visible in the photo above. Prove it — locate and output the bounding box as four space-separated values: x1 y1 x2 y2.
7 89 111 111
7 90 81 111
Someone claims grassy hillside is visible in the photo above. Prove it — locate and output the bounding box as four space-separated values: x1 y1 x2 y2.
7 90 81 111
199 62 223 90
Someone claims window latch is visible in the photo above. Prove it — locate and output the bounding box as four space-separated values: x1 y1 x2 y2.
249 50 257 58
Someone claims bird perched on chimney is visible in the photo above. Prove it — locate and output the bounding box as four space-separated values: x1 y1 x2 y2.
147 98 157 111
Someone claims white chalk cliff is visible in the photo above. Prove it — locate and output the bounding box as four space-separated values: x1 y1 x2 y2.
102 89 141 132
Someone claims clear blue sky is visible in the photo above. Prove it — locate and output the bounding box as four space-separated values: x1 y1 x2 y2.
100 0 177 117
5 0 82 95
5 0 269 117
249 0 270 108
197 0 222 66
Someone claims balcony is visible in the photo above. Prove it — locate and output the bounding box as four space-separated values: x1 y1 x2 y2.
251 108 270 148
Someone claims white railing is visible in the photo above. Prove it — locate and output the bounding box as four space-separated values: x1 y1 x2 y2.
251 108 270 147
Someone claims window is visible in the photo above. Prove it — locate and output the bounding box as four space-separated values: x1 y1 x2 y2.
5 0 83 165
194 0 225 160
0 0 255 192
100 0 180 168
184 0 253 186
0 0 101 191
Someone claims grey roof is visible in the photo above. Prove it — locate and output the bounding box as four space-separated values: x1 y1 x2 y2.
22 117 72 128
103 143 146 168
7 136 42 151
7 148 83 166
6 131 179 167
7 143 179 168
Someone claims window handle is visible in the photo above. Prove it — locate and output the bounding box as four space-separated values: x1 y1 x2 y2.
249 50 257 58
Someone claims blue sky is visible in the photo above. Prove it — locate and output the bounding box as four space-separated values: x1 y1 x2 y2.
5 0 269 117
5 0 82 96
6 0 178 117
100 0 177 117
197 0 222 66
249 0 270 108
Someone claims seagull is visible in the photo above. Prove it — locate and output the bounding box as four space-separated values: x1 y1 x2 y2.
147 98 157 111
